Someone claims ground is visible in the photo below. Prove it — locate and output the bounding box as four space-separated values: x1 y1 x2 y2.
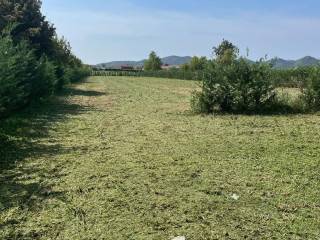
1 76 320 239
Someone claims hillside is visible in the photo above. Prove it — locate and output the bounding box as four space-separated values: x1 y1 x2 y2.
96 56 320 69
95 56 192 69
270 56 320 69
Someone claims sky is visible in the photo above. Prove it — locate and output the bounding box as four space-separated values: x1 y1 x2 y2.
41 0 320 64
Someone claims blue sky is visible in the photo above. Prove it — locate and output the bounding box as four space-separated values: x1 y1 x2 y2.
42 0 320 64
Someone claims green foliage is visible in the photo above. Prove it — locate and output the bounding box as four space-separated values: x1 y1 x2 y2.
301 67 320 110
0 0 55 57
189 56 208 71
271 67 313 88
0 129 8 143
213 39 239 65
192 59 276 113
92 68 207 81
270 56 320 69
33 56 57 97
65 65 92 83
180 63 190 71
191 40 320 114
0 36 38 115
144 51 162 71
0 0 89 118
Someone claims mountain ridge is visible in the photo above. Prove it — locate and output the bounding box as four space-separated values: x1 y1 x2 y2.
95 56 192 69
95 56 320 69
270 56 320 69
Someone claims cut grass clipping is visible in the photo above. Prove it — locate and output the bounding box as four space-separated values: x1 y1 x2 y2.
1 76 320 239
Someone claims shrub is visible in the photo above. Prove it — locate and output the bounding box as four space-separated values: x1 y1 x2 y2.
54 64 90 91
301 67 320 110
192 59 276 113
0 36 38 116
33 56 57 97
271 67 313 88
53 64 68 91
0 35 89 118
68 66 91 83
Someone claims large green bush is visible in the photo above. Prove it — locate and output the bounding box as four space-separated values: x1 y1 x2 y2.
32 56 58 97
301 67 320 110
192 59 276 113
0 37 38 116
0 34 89 118
271 67 313 88
68 66 92 83
0 0 90 118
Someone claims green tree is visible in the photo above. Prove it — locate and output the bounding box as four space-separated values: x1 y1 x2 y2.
189 56 207 71
213 39 239 64
0 0 89 117
0 36 38 115
180 63 190 71
51 36 84 89
144 51 162 71
0 0 55 58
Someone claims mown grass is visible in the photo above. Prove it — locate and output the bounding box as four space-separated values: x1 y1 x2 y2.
1 76 320 239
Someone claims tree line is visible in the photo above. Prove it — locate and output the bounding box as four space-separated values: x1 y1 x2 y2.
96 47 320 91
94 40 320 113
0 0 90 118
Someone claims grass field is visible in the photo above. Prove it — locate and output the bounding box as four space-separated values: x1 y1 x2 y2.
1 76 320 239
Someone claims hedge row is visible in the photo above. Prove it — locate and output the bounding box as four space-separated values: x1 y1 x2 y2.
92 66 320 89
0 36 90 118
92 69 206 81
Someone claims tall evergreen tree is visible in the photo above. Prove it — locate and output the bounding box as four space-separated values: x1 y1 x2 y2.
0 0 89 117
0 0 55 57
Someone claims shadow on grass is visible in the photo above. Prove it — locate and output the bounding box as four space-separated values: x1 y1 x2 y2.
0 86 100 235
63 88 106 97
181 102 317 117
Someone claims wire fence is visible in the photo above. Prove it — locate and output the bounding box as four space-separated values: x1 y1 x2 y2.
91 69 206 81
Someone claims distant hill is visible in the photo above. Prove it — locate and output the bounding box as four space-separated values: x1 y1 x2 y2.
95 56 192 69
95 56 320 69
96 60 144 69
269 56 320 69
161 56 192 65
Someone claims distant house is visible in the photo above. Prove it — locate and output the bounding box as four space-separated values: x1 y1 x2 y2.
161 64 180 70
135 66 143 71
121 66 134 70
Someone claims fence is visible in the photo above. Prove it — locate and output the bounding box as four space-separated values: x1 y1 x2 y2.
91 69 206 81
92 67 320 88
